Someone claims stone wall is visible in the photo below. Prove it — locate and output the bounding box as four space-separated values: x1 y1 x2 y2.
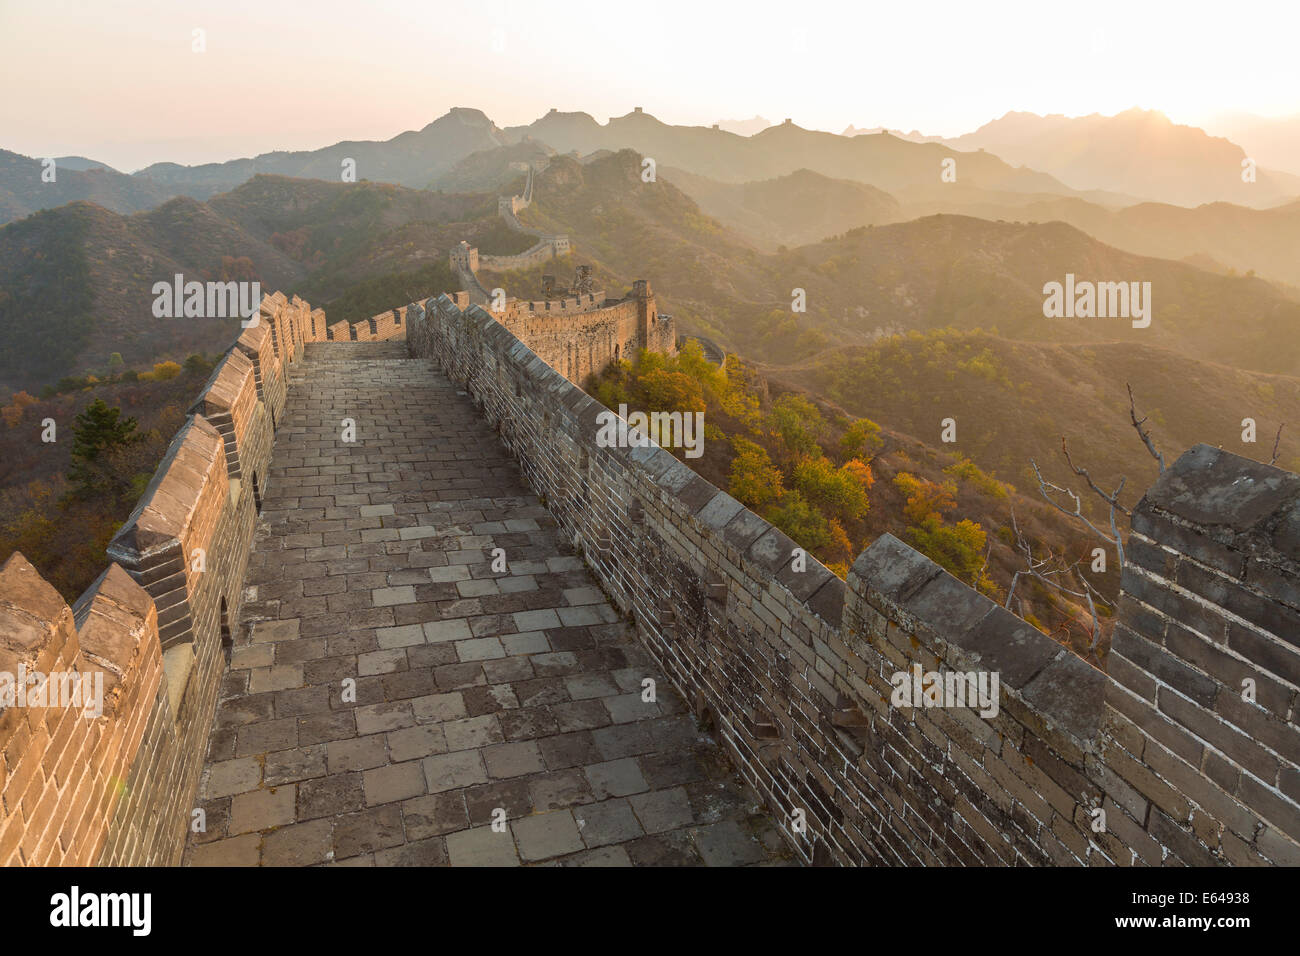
477 235 571 272
0 290 329 865
0 556 161 865
406 293 1300 867
486 280 674 385
325 307 408 344
456 162 567 275
453 235 576 276
516 292 608 315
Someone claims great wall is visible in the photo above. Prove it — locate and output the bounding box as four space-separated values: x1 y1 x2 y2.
0 263 1296 866
1 163 1298 866
441 163 679 385
450 161 572 299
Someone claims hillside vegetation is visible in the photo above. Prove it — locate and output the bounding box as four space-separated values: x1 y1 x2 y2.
0 356 219 600
778 328 1300 508
589 342 1118 663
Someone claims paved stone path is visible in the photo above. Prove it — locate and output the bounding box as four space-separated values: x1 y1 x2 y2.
184 342 793 866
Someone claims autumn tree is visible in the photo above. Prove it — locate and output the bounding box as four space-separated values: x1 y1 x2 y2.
892 472 992 593
728 437 784 509
764 490 832 551
2 391 39 428
768 394 824 466
893 472 956 525
150 361 182 381
792 456 870 523
640 369 705 414
840 418 883 460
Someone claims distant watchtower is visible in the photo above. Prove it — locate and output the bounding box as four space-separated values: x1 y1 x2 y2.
633 279 655 342
449 240 478 272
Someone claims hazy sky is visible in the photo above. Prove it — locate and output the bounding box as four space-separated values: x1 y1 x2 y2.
2 0 1297 171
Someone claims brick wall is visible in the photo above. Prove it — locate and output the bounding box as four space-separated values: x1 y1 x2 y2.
1109 446 1300 864
514 292 608 316
407 293 1300 867
478 236 570 272
0 557 162 865
0 291 330 865
479 282 675 386
235 321 286 431
319 307 409 346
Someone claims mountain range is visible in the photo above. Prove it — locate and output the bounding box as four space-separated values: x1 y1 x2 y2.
8 137 1298 392
9 106 1298 231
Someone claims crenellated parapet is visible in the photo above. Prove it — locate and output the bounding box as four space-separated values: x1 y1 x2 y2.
235 320 286 429
0 555 163 865
466 280 675 385
0 289 330 865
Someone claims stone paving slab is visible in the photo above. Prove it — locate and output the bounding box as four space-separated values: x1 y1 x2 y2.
183 342 794 867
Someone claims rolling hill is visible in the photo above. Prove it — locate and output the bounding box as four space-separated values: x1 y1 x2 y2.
511 153 1300 379
431 139 555 194
1207 112 1300 177
908 196 1300 289
505 109 1084 198
773 215 1300 377
776 330 1300 508
662 167 901 249
664 165 1300 288
0 149 174 225
0 175 504 391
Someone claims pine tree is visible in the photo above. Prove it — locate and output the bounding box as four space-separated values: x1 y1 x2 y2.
67 398 140 499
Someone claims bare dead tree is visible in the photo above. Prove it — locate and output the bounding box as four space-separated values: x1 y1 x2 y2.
1012 386 1187 658
1028 383 1167 577
1004 509 1111 658
1128 383 1166 474
1030 452 1128 571
1271 423 1286 467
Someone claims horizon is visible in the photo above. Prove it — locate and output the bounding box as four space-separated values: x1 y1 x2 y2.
9 103 1299 176
2 0 1297 171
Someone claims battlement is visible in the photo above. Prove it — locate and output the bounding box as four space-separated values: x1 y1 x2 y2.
473 235 571 272
0 290 327 865
406 294 1300 866
487 279 675 384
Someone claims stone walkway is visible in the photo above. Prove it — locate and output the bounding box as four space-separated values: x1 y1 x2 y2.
184 342 793 866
